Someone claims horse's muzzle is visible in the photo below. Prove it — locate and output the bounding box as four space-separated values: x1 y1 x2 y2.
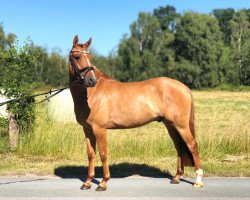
86 76 97 87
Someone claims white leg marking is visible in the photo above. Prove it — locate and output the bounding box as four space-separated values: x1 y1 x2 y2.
194 169 204 188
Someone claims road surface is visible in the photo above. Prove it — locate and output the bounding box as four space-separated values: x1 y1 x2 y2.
0 176 249 199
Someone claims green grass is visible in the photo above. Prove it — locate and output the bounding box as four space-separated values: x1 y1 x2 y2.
0 91 249 177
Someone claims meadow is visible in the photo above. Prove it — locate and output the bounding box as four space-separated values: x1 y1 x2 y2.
0 91 249 178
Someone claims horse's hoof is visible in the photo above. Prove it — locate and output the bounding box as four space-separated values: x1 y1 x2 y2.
170 178 180 184
80 183 92 190
95 185 107 191
193 182 203 188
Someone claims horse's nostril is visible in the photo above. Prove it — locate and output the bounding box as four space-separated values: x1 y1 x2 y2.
88 77 96 86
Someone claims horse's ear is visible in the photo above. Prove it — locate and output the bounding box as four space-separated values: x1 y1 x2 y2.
73 35 79 47
83 37 92 49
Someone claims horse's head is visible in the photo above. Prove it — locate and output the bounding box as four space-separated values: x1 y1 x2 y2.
69 35 97 87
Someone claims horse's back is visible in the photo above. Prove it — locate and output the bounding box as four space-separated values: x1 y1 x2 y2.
118 77 192 102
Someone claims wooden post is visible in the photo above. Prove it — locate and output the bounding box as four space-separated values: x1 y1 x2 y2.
8 112 19 151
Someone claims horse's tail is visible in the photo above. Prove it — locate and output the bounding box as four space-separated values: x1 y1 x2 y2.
180 92 195 167
189 93 196 138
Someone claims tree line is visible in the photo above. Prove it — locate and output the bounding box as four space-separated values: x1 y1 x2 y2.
0 24 68 88
109 6 250 89
1 6 250 91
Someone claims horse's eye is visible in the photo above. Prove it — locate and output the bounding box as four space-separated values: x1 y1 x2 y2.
74 56 80 60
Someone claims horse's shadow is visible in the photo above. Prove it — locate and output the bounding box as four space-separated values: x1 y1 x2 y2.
54 162 193 185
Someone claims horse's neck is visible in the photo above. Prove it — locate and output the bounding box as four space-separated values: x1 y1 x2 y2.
86 66 110 96
92 66 110 81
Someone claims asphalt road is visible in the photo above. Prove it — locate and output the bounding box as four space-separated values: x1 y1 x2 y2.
0 176 249 199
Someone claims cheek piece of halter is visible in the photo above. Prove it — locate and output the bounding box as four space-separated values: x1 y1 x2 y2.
69 49 94 85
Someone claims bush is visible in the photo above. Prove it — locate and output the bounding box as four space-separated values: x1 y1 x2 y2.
0 41 38 132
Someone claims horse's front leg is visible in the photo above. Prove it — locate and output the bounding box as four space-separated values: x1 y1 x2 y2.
93 126 110 191
81 127 96 190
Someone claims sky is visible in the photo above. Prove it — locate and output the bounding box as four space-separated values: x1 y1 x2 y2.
0 0 249 56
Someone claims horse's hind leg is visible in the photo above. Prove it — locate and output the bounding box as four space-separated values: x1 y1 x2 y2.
164 121 184 184
81 126 96 190
174 125 203 187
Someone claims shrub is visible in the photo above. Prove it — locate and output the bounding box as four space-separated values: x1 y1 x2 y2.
0 41 38 132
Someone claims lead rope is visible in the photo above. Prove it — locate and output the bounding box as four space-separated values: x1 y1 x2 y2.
0 79 81 107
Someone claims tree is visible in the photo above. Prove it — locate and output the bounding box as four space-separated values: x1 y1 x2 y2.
0 41 38 133
116 35 143 82
44 49 68 86
116 12 161 81
30 45 69 87
228 10 250 85
168 59 201 88
213 8 235 45
116 11 176 82
0 25 17 87
174 12 224 88
0 24 16 51
130 12 160 52
92 51 117 79
153 5 179 32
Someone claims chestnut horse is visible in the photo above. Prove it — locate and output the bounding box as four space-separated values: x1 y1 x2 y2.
69 35 203 191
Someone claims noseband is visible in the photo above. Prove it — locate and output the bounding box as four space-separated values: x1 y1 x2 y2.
69 49 94 85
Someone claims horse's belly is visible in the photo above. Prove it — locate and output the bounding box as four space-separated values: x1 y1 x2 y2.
108 117 159 129
107 102 161 129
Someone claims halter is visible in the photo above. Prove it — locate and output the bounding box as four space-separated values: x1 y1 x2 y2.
69 49 94 85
